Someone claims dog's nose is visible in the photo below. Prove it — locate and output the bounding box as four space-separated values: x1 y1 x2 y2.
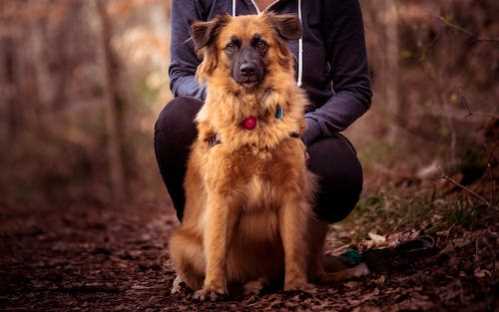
240 63 256 76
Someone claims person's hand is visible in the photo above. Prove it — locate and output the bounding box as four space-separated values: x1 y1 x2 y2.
302 118 321 146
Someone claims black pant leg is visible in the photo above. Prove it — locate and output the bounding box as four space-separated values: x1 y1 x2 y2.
154 97 203 221
306 134 363 223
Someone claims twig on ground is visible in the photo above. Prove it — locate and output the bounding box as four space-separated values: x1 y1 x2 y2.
457 89 473 118
474 239 479 262
480 233 497 281
440 174 491 207
485 143 497 205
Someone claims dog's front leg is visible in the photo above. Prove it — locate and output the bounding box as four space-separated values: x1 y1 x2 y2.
194 192 238 301
279 197 312 291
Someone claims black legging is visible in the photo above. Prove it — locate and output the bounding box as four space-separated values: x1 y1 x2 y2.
154 97 363 223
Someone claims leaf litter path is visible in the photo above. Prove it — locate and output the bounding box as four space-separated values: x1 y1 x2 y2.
0 202 497 311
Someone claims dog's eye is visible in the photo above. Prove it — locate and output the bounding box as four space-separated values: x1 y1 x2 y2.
224 41 239 54
255 40 268 53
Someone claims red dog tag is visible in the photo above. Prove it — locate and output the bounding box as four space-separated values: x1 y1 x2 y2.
242 116 257 130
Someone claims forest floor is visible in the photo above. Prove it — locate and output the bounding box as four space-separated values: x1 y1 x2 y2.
1 185 498 311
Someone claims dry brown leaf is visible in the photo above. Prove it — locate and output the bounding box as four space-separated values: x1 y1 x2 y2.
473 268 492 279
373 275 386 286
353 305 383 312
345 281 360 289
395 298 435 311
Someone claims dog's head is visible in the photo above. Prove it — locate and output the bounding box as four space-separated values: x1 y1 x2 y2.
191 13 302 89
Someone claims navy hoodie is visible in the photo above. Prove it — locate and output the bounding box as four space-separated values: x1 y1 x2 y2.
169 0 372 145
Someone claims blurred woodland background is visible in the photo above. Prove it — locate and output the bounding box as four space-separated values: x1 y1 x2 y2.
0 0 497 209
1 1 498 310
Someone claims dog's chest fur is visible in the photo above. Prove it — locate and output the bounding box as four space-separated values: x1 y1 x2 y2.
205 137 306 217
196 87 308 213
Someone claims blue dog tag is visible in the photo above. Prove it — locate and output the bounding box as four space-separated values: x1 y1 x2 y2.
275 105 284 119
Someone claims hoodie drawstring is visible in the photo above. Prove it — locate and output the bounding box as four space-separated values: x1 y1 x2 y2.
231 0 303 87
297 0 303 87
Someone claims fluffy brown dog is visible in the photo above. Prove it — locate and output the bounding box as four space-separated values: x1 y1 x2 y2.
169 12 336 301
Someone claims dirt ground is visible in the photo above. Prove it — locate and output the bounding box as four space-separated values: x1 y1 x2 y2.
1 198 497 311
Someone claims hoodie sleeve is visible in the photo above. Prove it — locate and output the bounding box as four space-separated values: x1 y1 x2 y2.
168 0 207 100
303 0 372 145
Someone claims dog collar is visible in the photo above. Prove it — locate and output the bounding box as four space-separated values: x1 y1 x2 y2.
207 130 299 149
241 106 284 130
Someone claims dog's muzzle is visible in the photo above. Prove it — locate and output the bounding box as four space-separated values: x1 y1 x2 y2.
232 48 265 88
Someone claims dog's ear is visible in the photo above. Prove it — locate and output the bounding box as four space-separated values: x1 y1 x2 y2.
191 15 230 80
191 15 230 50
267 13 302 41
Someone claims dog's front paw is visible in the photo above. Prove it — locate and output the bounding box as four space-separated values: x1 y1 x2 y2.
284 280 316 294
170 275 184 294
193 285 227 301
243 278 266 296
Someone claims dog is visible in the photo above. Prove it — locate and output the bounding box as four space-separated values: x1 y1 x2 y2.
168 12 349 301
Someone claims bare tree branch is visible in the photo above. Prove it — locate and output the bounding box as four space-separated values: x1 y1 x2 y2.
434 15 499 44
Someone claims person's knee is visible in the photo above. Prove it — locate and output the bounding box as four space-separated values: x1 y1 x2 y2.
308 135 363 185
307 135 363 223
155 97 181 132
155 97 202 133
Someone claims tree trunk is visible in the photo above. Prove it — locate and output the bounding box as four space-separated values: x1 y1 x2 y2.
383 0 400 145
95 0 127 204
2 37 21 147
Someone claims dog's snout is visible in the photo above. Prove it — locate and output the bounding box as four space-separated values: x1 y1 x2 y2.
240 63 257 76
232 46 265 87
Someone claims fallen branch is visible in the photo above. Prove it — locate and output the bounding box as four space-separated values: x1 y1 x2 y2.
440 174 491 207
485 143 497 205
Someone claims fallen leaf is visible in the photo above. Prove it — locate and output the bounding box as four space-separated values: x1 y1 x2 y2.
368 232 386 244
396 297 434 311
474 268 491 279
353 305 382 312
373 275 386 286
345 281 359 289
